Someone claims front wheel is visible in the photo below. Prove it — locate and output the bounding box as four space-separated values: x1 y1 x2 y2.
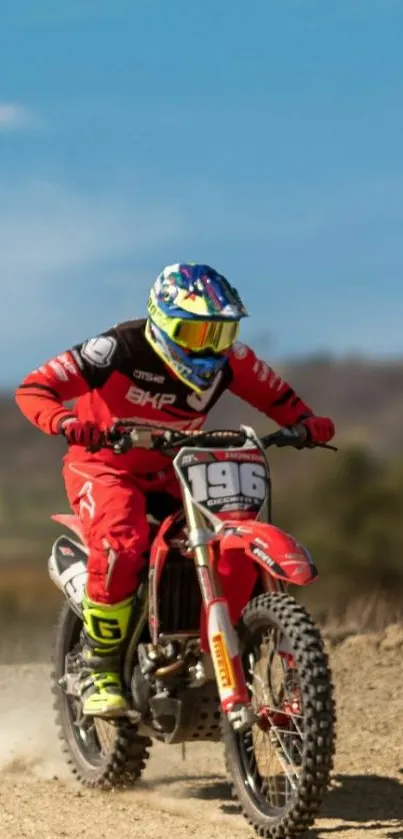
222 592 336 838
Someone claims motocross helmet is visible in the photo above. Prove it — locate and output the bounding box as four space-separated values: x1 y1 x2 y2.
145 263 248 393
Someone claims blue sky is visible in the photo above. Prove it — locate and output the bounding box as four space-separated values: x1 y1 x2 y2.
1 0 403 386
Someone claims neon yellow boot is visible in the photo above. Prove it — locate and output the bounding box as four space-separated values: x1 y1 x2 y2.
79 594 132 717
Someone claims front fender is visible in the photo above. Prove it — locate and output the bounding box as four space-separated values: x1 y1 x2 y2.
218 521 318 586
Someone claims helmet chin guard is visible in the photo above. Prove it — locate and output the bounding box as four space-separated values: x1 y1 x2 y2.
145 319 228 393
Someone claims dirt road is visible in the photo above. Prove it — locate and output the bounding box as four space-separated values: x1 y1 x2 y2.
1 627 403 839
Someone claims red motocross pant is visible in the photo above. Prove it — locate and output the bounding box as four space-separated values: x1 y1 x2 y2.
63 458 182 604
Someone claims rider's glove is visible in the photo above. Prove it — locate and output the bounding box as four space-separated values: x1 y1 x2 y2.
298 415 335 445
58 417 104 449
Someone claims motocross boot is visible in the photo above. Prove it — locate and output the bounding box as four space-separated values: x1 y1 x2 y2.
79 593 132 717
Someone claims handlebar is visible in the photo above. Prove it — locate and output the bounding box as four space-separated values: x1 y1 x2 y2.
87 420 338 455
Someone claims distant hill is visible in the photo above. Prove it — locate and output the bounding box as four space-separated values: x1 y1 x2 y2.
209 355 403 456
2 354 403 561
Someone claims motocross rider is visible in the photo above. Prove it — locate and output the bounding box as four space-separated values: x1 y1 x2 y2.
15 263 335 718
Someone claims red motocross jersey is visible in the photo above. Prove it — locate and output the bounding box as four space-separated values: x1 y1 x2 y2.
15 319 314 475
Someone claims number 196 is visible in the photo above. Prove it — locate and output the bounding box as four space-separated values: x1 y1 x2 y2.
186 461 267 503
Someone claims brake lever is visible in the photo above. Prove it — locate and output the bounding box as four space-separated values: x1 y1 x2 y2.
295 439 339 452
315 442 338 451
282 424 339 452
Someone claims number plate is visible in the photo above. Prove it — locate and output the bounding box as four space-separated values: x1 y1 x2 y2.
174 447 268 517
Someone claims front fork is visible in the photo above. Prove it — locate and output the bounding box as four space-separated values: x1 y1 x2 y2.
183 491 254 731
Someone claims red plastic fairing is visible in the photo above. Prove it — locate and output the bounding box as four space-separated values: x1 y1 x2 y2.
148 511 259 651
218 521 317 586
51 513 85 543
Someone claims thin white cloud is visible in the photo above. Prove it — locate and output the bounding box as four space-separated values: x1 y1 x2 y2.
0 178 183 275
0 177 186 378
0 102 39 131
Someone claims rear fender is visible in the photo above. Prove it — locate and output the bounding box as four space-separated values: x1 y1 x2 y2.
218 521 318 586
51 513 85 544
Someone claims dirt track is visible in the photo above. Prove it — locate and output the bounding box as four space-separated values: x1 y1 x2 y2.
1 627 403 839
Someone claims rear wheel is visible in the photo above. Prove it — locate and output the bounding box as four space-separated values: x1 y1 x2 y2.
222 592 336 838
51 601 151 788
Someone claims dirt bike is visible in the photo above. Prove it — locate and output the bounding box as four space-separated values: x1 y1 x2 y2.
49 420 337 839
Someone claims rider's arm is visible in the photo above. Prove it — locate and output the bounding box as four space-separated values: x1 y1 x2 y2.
227 342 313 426
15 328 130 434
